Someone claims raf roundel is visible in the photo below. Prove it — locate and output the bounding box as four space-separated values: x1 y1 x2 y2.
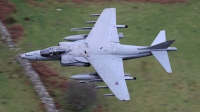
115 82 119 85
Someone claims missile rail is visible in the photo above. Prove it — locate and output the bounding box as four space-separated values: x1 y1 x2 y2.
95 86 108 89
104 94 115 97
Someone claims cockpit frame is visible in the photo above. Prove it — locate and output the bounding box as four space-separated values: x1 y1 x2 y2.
40 46 66 57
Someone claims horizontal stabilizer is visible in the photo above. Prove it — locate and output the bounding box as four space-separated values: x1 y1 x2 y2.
146 40 175 50
152 51 172 73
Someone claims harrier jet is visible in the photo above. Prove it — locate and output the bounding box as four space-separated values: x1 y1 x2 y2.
21 8 177 101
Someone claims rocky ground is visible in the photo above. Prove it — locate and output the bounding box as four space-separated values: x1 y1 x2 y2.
0 0 24 42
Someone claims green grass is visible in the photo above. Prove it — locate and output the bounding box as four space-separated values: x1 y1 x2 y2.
0 44 43 112
4 0 200 111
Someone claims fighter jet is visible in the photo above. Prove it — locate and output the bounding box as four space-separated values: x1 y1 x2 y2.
21 8 177 101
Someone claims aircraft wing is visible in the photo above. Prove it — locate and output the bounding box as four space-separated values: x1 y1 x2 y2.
86 55 130 101
85 8 119 47
85 8 130 100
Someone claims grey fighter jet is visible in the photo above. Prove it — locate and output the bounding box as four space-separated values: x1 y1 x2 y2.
21 8 177 101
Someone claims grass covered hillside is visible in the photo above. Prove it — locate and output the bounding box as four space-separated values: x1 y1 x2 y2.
1 0 200 111
0 45 43 112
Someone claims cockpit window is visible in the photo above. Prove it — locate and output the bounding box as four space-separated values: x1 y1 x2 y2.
40 46 66 57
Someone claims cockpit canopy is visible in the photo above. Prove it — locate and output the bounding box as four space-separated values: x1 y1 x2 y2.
40 46 66 57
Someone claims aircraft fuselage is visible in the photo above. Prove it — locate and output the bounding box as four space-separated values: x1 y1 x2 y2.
21 39 176 67
21 40 148 63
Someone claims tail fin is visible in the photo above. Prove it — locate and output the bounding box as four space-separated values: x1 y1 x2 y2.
151 30 173 73
151 30 166 46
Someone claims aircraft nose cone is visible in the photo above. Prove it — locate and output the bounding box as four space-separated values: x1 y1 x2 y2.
20 54 26 59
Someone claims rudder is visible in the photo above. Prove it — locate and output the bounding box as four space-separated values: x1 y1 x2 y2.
151 30 166 46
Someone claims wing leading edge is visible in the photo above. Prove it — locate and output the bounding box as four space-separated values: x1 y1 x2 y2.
86 55 130 101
